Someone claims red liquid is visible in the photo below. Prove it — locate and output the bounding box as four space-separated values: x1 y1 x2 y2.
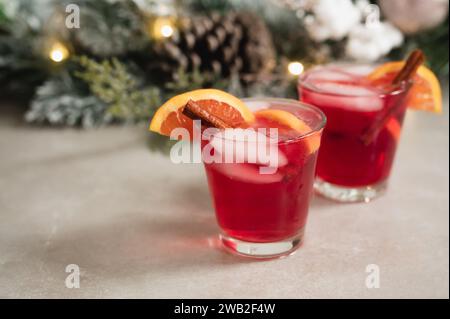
299 66 408 187
203 106 322 243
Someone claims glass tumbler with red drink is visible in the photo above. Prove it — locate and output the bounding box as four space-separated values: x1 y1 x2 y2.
203 98 326 258
298 64 411 202
149 91 326 258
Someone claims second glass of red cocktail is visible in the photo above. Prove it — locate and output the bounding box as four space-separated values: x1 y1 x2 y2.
298 64 410 202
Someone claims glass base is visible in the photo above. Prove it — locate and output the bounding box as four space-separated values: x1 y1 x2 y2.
314 178 387 203
220 230 304 259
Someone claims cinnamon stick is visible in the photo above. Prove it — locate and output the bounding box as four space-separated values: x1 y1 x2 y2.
361 49 425 145
392 49 425 85
182 99 233 129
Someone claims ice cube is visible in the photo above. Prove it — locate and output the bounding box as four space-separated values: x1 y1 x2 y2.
244 100 271 112
208 128 287 168
307 67 357 83
209 162 284 184
343 64 374 76
306 81 384 112
314 81 377 96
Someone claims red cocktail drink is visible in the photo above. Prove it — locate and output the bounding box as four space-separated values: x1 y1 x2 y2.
298 65 409 202
203 98 325 258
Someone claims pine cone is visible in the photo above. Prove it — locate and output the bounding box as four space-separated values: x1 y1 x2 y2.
150 12 276 83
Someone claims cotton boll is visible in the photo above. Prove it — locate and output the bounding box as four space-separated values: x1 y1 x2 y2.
384 23 404 47
355 0 371 12
304 16 330 42
375 23 403 55
306 0 361 41
305 22 331 42
345 22 404 62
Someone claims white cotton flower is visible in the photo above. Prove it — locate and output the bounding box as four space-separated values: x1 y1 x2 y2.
345 22 404 62
355 0 371 13
305 0 361 41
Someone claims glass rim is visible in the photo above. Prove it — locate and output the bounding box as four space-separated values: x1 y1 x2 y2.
203 97 327 144
297 64 410 98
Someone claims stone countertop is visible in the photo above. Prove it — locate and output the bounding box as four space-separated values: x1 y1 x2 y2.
0 96 448 298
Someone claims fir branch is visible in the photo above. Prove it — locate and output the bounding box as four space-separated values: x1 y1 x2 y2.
0 35 47 95
74 55 161 122
0 3 8 27
70 0 149 57
165 67 229 94
25 72 110 128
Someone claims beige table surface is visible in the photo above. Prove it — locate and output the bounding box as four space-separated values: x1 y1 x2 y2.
0 91 448 299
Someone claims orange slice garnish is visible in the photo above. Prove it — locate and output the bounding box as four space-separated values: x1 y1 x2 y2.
149 89 255 138
254 109 321 155
367 62 442 113
386 117 401 143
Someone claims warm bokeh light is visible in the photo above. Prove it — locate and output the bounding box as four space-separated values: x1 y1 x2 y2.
160 24 174 38
152 17 175 39
49 42 69 63
288 61 304 76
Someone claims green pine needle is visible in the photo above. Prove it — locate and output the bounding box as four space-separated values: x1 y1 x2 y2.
165 67 229 94
74 55 161 122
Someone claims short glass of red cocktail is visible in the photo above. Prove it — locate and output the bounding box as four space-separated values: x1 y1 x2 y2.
202 98 326 258
298 64 410 202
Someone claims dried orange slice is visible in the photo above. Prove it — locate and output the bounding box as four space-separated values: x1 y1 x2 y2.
367 62 442 113
149 89 254 138
254 109 321 154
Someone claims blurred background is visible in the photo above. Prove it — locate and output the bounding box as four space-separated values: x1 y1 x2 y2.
0 0 448 299
0 0 448 141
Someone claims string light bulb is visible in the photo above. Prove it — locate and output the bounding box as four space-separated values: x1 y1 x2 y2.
288 61 304 76
49 42 69 63
160 24 174 38
152 17 175 39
